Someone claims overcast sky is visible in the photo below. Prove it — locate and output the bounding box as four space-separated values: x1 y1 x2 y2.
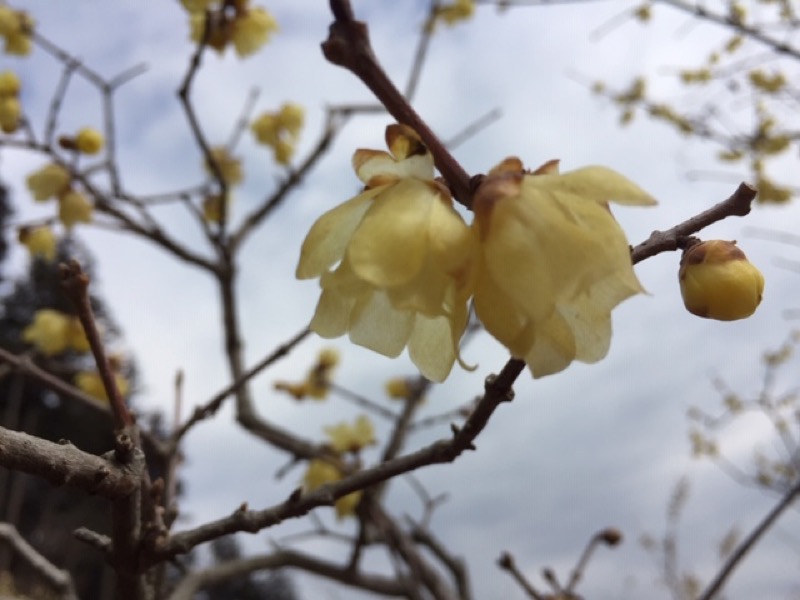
3 1 800 599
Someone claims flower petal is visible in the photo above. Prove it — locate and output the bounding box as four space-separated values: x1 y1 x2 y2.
348 290 414 357
348 179 437 287
354 150 434 186
408 314 457 382
524 166 657 206
296 188 381 279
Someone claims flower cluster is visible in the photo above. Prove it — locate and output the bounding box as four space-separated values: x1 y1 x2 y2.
324 415 376 454
22 309 90 356
0 70 21 133
183 0 277 58
0 5 33 56
26 163 93 229
251 102 304 165
298 125 657 381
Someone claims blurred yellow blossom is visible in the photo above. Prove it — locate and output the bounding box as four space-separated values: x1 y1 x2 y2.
205 147 243 186
0 70 19 95
22 309 90 355
201 194 231 223
75 371 130 403
433 0 475 27
251 102 304 165
231 7 278 57
18 225 56 261
22 309 69 355
324 415 376 454
26 163 70 201
471 158 656 378
75 127 104 155
58 190 93 229
0 97 20 133
0 6 33 56
302 459 361 519
296 124 475 382
274 347 340 400
181 0 218 12
385 377 412 400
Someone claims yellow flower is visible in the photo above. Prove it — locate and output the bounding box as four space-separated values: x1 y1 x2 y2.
189 11 229 52
26 163 70 201
324 415 376 454
22 309 69 355
0 96 20 133
434 0 475 26
230 7 278 57
296 124 475 382
205 147 243 186
75 127 104 155
66 317 90 353
302 459 362 519
385 377 412 400
18 225 56 261
0 6 33 56
201 194 231 223
181 0 218 13
75 371 130 403
679 240 764 321
274 347 340 400
58 190 93 229
0 70 20 95
472 158 656 378
251 102 305 165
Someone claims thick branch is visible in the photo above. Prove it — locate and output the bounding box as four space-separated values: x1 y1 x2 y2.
0 426 138 499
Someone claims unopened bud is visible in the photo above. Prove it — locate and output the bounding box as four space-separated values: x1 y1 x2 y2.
679 240 764 321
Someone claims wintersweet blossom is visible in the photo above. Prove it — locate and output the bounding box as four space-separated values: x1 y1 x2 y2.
75 127 104 155
324 415 376 454
75 371 130 403
18 225 56 261
205 147 243 186
0 70 20 133
230 7 278 57
251 103 305 165
679 240 764 321
273 347 340 400
26 163 70 201
0 6 33 56
296 124 475 382
58 190 93 229
302 459 361 519
22 309 89 356
433 0 475 27
471 158 656 378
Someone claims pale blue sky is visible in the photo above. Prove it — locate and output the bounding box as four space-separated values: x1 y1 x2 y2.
2 1 799 599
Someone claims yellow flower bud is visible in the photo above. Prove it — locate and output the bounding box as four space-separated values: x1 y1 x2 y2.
679 240 764 321
385 377 411 399
22 309 70 356
18 225 56 261
0 70 20 95
201 194 230 223
59 190 93 229
75 127 104 155
0 7 33 56
0 96 21 133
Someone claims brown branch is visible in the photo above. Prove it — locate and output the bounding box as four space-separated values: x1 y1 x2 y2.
167 548 414 599
322 1 473 207
631 182 757 264
170 327 311 446
0 426 138 499
0 522 79 600
152 360 522 561
697 477 800 600
59 260 132 431
498 551 545 600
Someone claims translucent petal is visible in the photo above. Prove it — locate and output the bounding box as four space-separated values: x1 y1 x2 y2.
524 310 576 378
523 166 657 206
348 180 435 287
427 194 475 277
354 151 433 185
348 290 414 357
408 314 457 382
473 262 531 353
296 189 381 279
310 288 354 338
